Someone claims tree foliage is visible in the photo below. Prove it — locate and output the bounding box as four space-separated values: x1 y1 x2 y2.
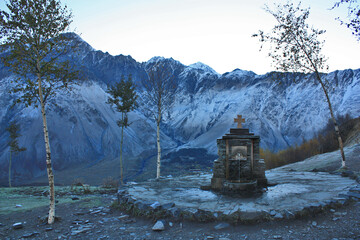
6 121 26 188
107 75 138 129
6 121 26 154
332 0 360 41
253 2 328 74
0 0 78 107
106 74 138 184
141 62 177 122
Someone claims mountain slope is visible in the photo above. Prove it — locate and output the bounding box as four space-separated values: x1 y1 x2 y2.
0 33 359 184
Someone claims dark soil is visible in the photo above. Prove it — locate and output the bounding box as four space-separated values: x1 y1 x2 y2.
1 192 360 240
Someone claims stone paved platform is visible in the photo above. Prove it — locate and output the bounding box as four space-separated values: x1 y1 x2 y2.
117 171 360 223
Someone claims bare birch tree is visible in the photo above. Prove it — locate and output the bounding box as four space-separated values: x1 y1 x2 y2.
0 0 77 224
253 1 346 168
141 62 177 179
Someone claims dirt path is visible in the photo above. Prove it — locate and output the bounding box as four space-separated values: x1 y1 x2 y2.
1 193 360 240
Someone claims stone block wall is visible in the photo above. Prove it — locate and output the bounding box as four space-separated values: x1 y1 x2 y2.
211 129 267 192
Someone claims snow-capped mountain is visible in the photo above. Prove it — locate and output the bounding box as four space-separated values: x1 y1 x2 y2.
0 33 359 183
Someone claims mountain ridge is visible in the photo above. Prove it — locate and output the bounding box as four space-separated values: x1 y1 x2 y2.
0 33 359 184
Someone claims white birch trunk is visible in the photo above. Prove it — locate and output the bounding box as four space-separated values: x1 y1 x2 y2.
8 151 12 188
156 117 161 179
37 74 56 224
120 113 124 185
316 72 346 168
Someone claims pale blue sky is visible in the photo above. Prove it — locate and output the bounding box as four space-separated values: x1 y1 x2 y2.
1 0 359 74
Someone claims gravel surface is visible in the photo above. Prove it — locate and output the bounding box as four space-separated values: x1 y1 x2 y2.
1 194 360 240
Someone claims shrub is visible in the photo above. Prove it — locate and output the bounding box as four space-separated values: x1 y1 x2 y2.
102 177 119 189
261 115 359 169
71 178 91 194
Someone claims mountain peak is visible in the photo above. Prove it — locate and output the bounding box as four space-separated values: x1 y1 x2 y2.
147 56 166 63
62 32 95 53
188 62 219 75
223 68 255 78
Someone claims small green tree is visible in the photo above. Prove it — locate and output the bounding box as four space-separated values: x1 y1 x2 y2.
253 1 346 168
107 75 138 185
0 0 78 224
6 121 26 188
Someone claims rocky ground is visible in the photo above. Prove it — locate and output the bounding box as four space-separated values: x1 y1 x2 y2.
1 145 359 240
0 190 360 240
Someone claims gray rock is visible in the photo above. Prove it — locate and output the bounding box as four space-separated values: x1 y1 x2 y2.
72 220 83 224
152 220 165 231
150 201 161 210
214 222 230 230
240 211 265 222
117 189 127 195
338 193 351 200
127 196 137 204
284 210 295 219
74 211 86 216
334 211 347 217
162 202 175 210
123 219 136 224
134 200 149 211
71 228 88 236
102 207 111 213
12 222 23 229
168 207 180 218
118 215 129 220
269 210 277 216
98 236 109 240
90 210 102 215
347 191 360 199
274 213 283 220
349 186 360 192
194 209 215 222
272 235 283 239
22 232 40 238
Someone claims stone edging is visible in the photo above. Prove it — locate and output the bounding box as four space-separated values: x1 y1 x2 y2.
116 173 360 224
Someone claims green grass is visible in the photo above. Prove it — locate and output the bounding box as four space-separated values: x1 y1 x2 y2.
0 186 111 215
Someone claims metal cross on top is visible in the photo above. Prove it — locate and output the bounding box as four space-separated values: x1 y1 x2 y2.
234 115 245 128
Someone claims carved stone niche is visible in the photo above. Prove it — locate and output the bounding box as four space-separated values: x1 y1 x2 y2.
211 128 267 194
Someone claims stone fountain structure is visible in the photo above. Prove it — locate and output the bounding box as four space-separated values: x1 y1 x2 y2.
210 115 267 193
